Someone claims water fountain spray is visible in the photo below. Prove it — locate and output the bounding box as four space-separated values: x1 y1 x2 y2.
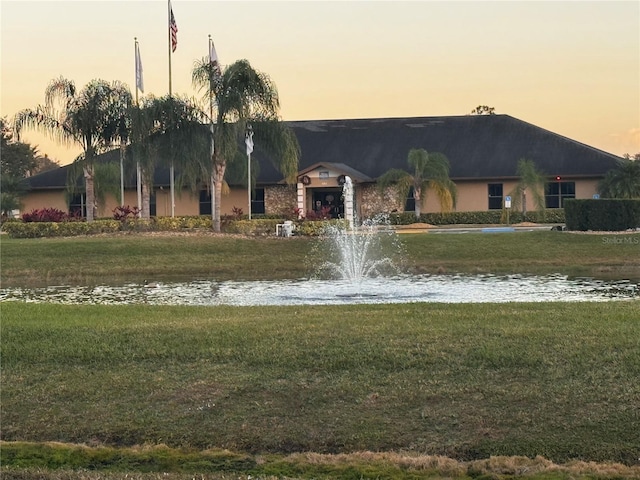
343 175 354 230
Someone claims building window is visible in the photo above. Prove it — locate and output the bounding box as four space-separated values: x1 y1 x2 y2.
68 194 86 219
251 187 265 214
404 187 416 212
149 192 157 217
199 189 212 215
488 183 503 210
545 181 575 208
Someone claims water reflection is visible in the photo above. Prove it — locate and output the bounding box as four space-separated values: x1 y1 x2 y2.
1 274 638 306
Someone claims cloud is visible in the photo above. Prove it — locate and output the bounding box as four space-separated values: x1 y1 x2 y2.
608 127 640 155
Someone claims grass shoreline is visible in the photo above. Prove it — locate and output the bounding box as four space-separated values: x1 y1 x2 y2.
2 442 640 480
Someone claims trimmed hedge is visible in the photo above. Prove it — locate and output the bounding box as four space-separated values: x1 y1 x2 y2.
387 209 565 226
225 219 281 236
1 217 212 238
1 220 121 238
294 219 348 236
1 210 567 239
565 199 640 231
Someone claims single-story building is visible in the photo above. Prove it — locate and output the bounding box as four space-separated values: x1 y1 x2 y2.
22 114 621 219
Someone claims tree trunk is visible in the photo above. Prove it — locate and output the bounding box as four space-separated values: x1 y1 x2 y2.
522 190 527 216
214 175 216 228
414 188 421 219
213 162 226 232
84 165 96 222
141 180 150 220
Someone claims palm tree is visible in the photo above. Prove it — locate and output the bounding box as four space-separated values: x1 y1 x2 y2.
192 58 299 231
377 148 457 218
14 77 132 221
129 95 210 219
598 155 640 199
1 175 27 218
508 158 547 216
1 117 35 217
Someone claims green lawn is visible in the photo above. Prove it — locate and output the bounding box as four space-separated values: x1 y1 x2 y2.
1 231 639 479
1 231 639 286
2 301 640 478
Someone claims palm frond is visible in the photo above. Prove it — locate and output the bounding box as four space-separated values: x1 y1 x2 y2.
377 168 412 206
599 158 640 199
381 149 456 213
427 178 457 212
508 158 547 213
250 118 300 183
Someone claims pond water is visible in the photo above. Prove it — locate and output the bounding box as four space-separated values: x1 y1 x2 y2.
1 274 638 306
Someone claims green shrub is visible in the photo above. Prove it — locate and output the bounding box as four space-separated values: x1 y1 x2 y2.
180 216 212 229
565 199 640 231
225 219 280 235
386 210 565 226
252 213 292 220
88 220 121 234
120 218 155 232
154 216 182 231
141 216 211 231
1 220 121 238
294 219 347 236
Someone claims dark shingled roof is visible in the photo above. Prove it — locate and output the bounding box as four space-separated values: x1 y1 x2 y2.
281 114 620 181
26 149 176 190
27 114 622 189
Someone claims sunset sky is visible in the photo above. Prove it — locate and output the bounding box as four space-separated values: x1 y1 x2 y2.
2 0 639 165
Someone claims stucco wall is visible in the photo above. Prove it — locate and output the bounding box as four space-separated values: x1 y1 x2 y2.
576 179 599 199
18 178 603 219
20 191 69 215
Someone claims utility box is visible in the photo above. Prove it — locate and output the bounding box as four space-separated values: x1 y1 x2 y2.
276 220 294 237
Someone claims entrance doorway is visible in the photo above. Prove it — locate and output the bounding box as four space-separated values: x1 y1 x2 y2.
312 188 343 218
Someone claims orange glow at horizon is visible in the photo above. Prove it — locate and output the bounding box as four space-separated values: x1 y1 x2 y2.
2 0 638 165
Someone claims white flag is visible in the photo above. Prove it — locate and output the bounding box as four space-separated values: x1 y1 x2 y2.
135 41 144 93
245 130 254 155
209 39 220 71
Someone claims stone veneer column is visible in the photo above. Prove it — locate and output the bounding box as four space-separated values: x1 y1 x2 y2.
297 183 304 218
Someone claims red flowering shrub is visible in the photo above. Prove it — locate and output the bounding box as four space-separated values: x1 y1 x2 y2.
22 208 70 222
231 206 244 219
304 206 332 220
113 205 141 222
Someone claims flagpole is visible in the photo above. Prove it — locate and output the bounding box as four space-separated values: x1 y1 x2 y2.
134 38 142 217
247 148 251 220
168 0 173 96
208 35 216 226
168 0 175 217
120 135 125 206
246 124 253 220
120 27 126 209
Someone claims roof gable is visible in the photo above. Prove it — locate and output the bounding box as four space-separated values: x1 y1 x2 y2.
296 162 373 183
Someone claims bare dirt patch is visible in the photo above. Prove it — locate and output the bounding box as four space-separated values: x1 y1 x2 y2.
397 223 434 229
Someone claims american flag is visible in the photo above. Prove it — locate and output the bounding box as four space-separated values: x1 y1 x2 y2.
170 4 178 52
